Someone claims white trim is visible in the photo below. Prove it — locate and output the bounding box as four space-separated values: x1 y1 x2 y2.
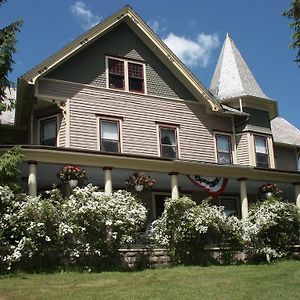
65 99 71 147
97 115 123 153
253 133 274 168
156 123 180 159
105 55 147 95
38 114 60 146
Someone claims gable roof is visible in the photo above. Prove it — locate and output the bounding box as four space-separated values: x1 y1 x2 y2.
210 34 268 100
20 5 222 112
271 117 300 147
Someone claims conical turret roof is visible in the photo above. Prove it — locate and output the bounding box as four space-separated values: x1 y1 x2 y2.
210 34 268 100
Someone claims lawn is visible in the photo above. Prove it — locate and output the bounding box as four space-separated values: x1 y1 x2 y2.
0 260 299 300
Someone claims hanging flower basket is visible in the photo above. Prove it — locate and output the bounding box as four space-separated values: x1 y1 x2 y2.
258 183 282 201
125 172 156 192
57 165 86 184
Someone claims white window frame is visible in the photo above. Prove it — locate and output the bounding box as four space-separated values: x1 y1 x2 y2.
105 56 147 94
38 114 59 147
253 134 270 168
218 196 240 217
156 123 180 159
97 116 123 153
214 132 234 165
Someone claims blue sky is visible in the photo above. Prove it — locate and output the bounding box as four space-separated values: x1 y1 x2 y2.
1 0 299 128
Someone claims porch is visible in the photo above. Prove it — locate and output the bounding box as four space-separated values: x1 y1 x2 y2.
11 145 300 221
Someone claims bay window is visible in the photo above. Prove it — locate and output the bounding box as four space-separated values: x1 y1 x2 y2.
254 135 269 168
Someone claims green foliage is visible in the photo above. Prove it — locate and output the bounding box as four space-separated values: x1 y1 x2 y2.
0 146 24 190
150 196 243 265
283 0 300 66
0 0 23 114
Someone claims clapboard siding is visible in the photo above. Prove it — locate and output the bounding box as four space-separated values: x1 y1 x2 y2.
45 23 196 101
275 145 297 171
38 78 233 162
236 134 250 165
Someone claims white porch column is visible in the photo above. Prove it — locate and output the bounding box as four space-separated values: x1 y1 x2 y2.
103 167 113 195
294 183 300 209
28 161 37 197
169 172 179 200
238 177 248 219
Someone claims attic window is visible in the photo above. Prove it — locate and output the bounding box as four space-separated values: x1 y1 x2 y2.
108 59 125 90
106 56 145 94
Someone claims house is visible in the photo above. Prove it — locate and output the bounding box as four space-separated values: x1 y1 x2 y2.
1 6 299 221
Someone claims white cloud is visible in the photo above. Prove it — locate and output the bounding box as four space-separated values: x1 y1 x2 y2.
163 32 219 68
70 1 101 30
147 19 167 34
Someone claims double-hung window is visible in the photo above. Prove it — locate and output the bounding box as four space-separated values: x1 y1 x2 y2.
99 119 121 153
39 116 57 146
254 135 269 168
215 134 232 164
159 126 178 159
107 57 145 93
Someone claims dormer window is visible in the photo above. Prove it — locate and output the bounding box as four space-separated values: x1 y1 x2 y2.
106 56 145 94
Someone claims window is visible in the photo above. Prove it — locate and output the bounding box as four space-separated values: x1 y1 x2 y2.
254 136 269 168
108 59 124 90
159 126 178 159
107 57 145 93
219 196 239 217
99 119 120 153
39 116 57 146
215 134 232 164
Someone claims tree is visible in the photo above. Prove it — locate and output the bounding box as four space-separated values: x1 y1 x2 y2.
0 0 23 114
283 0 300 67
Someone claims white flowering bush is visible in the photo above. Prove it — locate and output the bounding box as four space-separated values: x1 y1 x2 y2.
61 184 147 268
0 185 63 271
0 184 147 271
243 199 300 262
149 196 243 264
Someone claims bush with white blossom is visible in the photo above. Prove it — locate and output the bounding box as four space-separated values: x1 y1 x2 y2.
149 196 243 264
61 184 147 268
0 184 147 271
243 199 300 262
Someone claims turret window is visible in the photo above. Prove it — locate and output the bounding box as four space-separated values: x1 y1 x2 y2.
254 136 269 168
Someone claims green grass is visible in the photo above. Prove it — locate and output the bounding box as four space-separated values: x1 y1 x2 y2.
0 260 299 300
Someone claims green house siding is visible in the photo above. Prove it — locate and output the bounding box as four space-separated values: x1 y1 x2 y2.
46 23 196 101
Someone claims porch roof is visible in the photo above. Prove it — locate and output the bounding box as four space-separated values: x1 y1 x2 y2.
1 145 299 183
